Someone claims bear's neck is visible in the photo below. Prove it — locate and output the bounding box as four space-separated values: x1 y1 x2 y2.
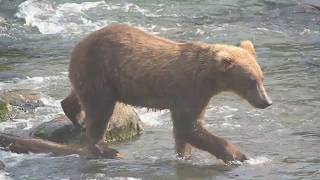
178 42 224 97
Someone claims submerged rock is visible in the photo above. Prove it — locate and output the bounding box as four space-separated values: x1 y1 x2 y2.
0 160 4 170
31 103 144 144
30 116 79 143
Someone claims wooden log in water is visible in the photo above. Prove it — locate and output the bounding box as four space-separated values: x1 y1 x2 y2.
0 132 92 157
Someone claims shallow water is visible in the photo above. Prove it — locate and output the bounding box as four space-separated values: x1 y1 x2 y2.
0 0 319 179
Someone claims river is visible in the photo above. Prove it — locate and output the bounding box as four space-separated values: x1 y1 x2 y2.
0 0 319 179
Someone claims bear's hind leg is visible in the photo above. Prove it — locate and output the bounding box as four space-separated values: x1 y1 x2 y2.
77 88 121 159
61 90 85 128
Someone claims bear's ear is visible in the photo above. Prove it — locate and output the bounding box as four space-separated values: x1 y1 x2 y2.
240 40 256 56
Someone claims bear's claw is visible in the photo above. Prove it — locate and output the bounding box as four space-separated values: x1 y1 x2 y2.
89 143 124 159
217 141 248 163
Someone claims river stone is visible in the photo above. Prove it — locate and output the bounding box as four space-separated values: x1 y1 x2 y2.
31 103 144 144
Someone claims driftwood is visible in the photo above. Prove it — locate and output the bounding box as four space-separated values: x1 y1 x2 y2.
0 132 109 158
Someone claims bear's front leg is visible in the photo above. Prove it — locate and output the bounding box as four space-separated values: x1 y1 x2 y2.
174 127 192 159
75 88 122 159
83 100 123 159
172 108 247 163
189 123 247 163
87 140 122 159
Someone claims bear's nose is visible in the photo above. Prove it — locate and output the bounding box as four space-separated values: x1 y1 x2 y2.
257 99 272 109
265 96 273 106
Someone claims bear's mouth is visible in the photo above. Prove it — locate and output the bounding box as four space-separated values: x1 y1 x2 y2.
248 83 272 109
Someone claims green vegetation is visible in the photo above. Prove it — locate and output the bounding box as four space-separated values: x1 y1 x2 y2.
106 126 140 144
0 100 10 121
0 64 12 72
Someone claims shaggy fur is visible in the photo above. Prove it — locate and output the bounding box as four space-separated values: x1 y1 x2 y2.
62 24 272 162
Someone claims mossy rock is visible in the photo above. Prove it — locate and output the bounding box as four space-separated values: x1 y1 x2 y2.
0 65 12 72
31 103 144 144
106 103 144 143
0 99 11 122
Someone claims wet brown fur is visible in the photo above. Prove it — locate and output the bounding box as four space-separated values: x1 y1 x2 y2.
62 24 270 162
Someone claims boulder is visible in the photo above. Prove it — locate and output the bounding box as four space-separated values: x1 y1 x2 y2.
106 103 144 143
31 103 143 144
30 116 79 144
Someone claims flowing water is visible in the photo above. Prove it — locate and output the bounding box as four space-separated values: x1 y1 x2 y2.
0 0 319 179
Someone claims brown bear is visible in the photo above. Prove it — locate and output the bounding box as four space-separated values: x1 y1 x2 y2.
61 24 272 163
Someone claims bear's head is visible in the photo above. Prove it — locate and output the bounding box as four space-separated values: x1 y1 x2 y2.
212 40 272 109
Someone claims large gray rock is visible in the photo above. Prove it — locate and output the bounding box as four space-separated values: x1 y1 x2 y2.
31 103 144 144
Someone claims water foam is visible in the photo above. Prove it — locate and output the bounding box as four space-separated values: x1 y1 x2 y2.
16 0 161 35
15 0 160 35
0 172 11 180
0 75 67 91
0 118 33 132
122 3 160 17
246 156 272 165
0 75 65 133
108 177 142 180
16 0 110 35
136 108 170 127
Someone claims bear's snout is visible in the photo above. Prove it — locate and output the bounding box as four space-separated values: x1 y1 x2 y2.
256 98 272 109
255 86 272 109
246 82 273 109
